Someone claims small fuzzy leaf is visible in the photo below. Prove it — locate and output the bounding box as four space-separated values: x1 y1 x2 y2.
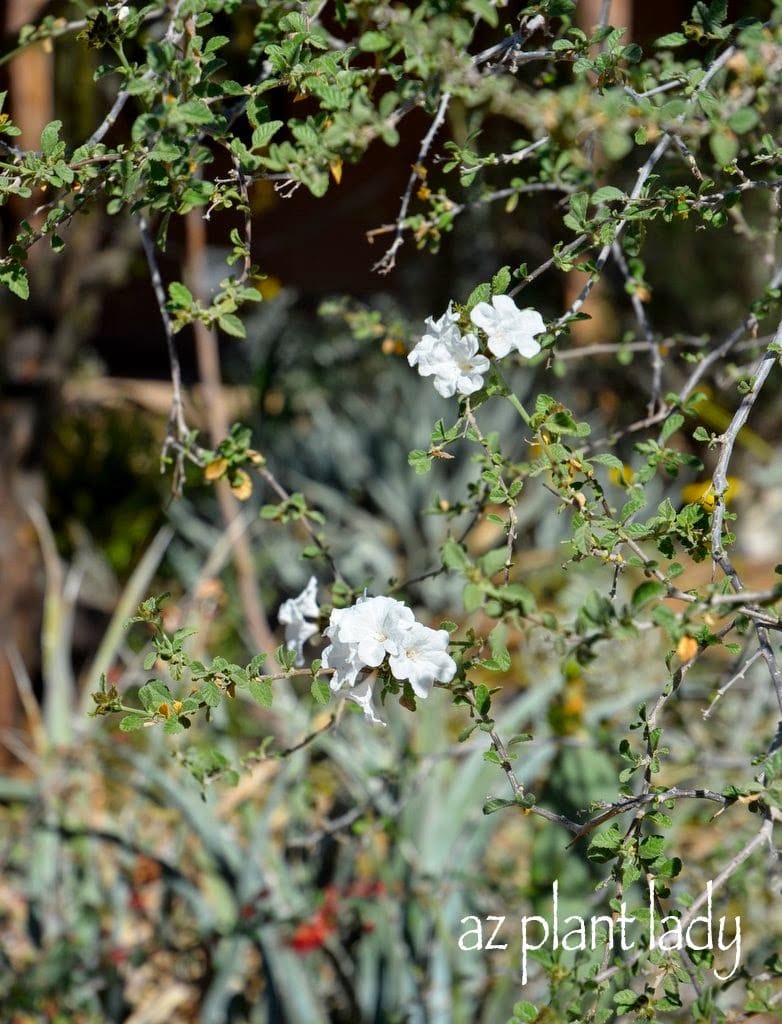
311 678 331 704
359 31 390 51
218 313 246 338
482 797 514 815
249 678 273 707
119 715 146 731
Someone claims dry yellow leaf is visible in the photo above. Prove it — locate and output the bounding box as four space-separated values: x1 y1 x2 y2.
677 635 699 662
230 469 253 501
204 457 228 481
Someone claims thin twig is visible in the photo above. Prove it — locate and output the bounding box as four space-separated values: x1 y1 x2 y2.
559 44 737 328
459 135 550 177
510 234 588 299
711 321 782 716
257 465 342 583
566 785 730 845
137 214 189 494
678 261 782 405
611 240 662 413
373 91 451 274
703 648 763 720
464 400 517 583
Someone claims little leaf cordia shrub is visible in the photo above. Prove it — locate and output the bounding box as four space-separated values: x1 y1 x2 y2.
4 0 782 1018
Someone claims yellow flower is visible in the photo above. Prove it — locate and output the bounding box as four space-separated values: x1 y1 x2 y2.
608 463 635 486
680 476 742 511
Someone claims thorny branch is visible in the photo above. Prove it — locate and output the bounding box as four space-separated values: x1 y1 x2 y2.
137 214 190 496
372 90 452 275
594 818 777 984
710 317 782 719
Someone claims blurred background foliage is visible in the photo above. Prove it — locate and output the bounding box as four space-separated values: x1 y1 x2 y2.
2 0 782 1021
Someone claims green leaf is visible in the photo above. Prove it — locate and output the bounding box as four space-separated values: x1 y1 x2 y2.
408 449 432 475
204 34 230 54
311 678 331 704
587 824 624 862
119 715 146 731
482 797 514 815
491 265 511 294
591 185 625 204
479 547 508 577
614 989 640 1009
252 120 284 149
591 452 624 470
474 683 491 716
486 625 509 659
710 127 739 166
168 281 193 307
494 583 536 613
138 681 173 711
631 580 667 610
466 281 491 309
40 119 62 158
728 107 758 134
359 31 390 51
512 1003 539 1023
442 537 470 571
509 733 533 746
0 262 29 300
247 653 267 676
655 31 687 47
199 680 222 707
564 191 588 232
218 313 246 338
660 412 684 443
466 0 499 27
249 678 273 707
168 99 213 126
463 582 484 613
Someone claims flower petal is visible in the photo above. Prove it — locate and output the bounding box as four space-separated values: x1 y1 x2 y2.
469 302 496 331
345 678 386 725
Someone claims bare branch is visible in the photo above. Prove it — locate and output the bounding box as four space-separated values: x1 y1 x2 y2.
137 214 189 495
373 90 451 275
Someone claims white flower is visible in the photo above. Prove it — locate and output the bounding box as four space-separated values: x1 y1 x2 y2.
332 595 415 667
427 333 489 398
278 576 319 665
388 622 457 698
408 305 490 398
470 295 545 359
344 677 385 726
408 305 461 374
319 594 456 725
322 632 365 692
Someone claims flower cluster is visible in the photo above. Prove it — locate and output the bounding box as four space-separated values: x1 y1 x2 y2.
407 294 545 397
278 582 457 724
407 304 489 398
322 594 456 724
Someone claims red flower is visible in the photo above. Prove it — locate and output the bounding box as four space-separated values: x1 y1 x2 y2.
288 911 336 953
